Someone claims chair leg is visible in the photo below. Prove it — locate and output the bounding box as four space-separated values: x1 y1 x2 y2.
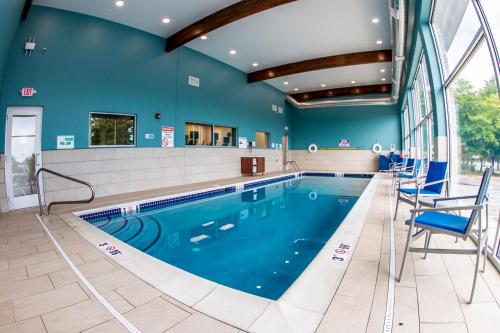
398 221 414 282
482 234 488 273
469 215 482 304
423 231 432 259
394 192 400 220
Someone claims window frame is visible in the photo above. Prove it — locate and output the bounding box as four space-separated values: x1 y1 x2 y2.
88 112 136 148
430 0 500 270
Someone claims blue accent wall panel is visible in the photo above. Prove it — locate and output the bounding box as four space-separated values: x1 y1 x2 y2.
0 6 287 152
0 0 24 95
290 103 401 150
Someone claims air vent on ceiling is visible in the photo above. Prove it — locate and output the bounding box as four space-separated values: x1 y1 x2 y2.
188 76 200 87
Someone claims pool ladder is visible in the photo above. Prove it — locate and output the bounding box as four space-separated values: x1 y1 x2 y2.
36 168 95 216
284 160 301 173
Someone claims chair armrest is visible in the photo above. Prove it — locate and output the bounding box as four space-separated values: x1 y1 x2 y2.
410 204 484 214
398 178 419 185
433 195 477 202
417 178 449 189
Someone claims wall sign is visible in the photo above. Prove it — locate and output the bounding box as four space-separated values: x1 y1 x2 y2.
161 126 174 148
390 144 396 152
338 139 350 147
57 135 74 149
145 133 155 140
238 137 248 149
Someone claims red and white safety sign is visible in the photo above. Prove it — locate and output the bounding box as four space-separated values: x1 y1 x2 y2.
161 126 174 148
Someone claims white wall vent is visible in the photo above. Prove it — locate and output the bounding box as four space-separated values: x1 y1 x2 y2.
188 76 200 87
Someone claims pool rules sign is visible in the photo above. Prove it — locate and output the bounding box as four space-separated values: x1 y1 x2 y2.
161 126 174 148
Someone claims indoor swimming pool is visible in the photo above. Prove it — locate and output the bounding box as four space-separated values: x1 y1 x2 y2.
81 175 371 299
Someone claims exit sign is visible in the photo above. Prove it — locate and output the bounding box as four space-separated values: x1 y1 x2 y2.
20 87 36 97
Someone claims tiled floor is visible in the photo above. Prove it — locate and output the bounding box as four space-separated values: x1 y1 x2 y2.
0 173 499 333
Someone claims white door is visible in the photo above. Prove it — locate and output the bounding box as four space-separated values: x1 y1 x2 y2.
4 107 43 210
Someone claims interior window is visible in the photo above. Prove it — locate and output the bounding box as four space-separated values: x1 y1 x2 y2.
213 125 236 146
90 113 135 146
185 122 236 146
255 131 269 148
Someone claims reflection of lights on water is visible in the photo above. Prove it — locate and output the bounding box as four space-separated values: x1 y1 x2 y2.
294 251 299 255
256 285 262 289
192 247 200 252
273 271 277 274
284 260 290 264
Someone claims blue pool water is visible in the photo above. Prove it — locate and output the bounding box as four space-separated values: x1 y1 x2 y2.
88 176 370 299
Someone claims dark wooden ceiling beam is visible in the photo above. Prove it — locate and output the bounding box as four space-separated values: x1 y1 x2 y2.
165 0 297 52
290 84 392 102
248 50 392 83
21 0 33 21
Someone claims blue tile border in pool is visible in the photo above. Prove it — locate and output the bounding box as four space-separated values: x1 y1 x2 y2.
243 175 297 190
303 172 373 179
79 172 372 223
80 186 236 223
80 208 122 223
138 187 236 213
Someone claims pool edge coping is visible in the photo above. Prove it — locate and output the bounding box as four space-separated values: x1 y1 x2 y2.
61 171 379 333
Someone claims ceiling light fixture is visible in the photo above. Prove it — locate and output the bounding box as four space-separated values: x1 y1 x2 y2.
372 18 380 23
252 62 259 67
283 81 289 85
293 88 299 91
162 17 170 24
381 78 386 81
200 35 208 40
321 84 326 87
380 68 386 73
115 1 124 7
351 80 356 84
376 40 383 45
229 49 237 55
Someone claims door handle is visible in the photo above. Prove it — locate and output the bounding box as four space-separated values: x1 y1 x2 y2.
35 153 41 166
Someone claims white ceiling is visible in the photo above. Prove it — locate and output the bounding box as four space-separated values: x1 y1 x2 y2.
34 0 392 95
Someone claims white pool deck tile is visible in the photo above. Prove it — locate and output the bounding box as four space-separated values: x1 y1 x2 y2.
0 172 499 333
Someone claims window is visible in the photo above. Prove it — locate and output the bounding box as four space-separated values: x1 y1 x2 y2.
255 131 269 148
185 122 213 146
403 104 411 156
213 125 236 146
432 0 500 264
411 56 434 171
89 113 135 146
184 122 236 147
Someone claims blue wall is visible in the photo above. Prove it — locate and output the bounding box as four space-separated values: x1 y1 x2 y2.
290 103 401 150
0 0 24 95
0 6 287 152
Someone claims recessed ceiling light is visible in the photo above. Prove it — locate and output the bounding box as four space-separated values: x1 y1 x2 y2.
372 18 380 23
162 17 170 24
293 88 299 91
229 49 237 55
380 69 386 73
321 84 326 87
376 40 383 45
252 62 259 67
381 78 387 81
283 81 289 85
115 1 124 7
351 80 356 84
200 35 208 40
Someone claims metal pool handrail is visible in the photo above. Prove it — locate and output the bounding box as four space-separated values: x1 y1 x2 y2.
36 168 95 216
284 160 301 173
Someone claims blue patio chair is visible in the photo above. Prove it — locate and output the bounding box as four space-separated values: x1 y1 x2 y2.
397 166 492 303
390 157 408 173
392 158 420 188
394 161 448 219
